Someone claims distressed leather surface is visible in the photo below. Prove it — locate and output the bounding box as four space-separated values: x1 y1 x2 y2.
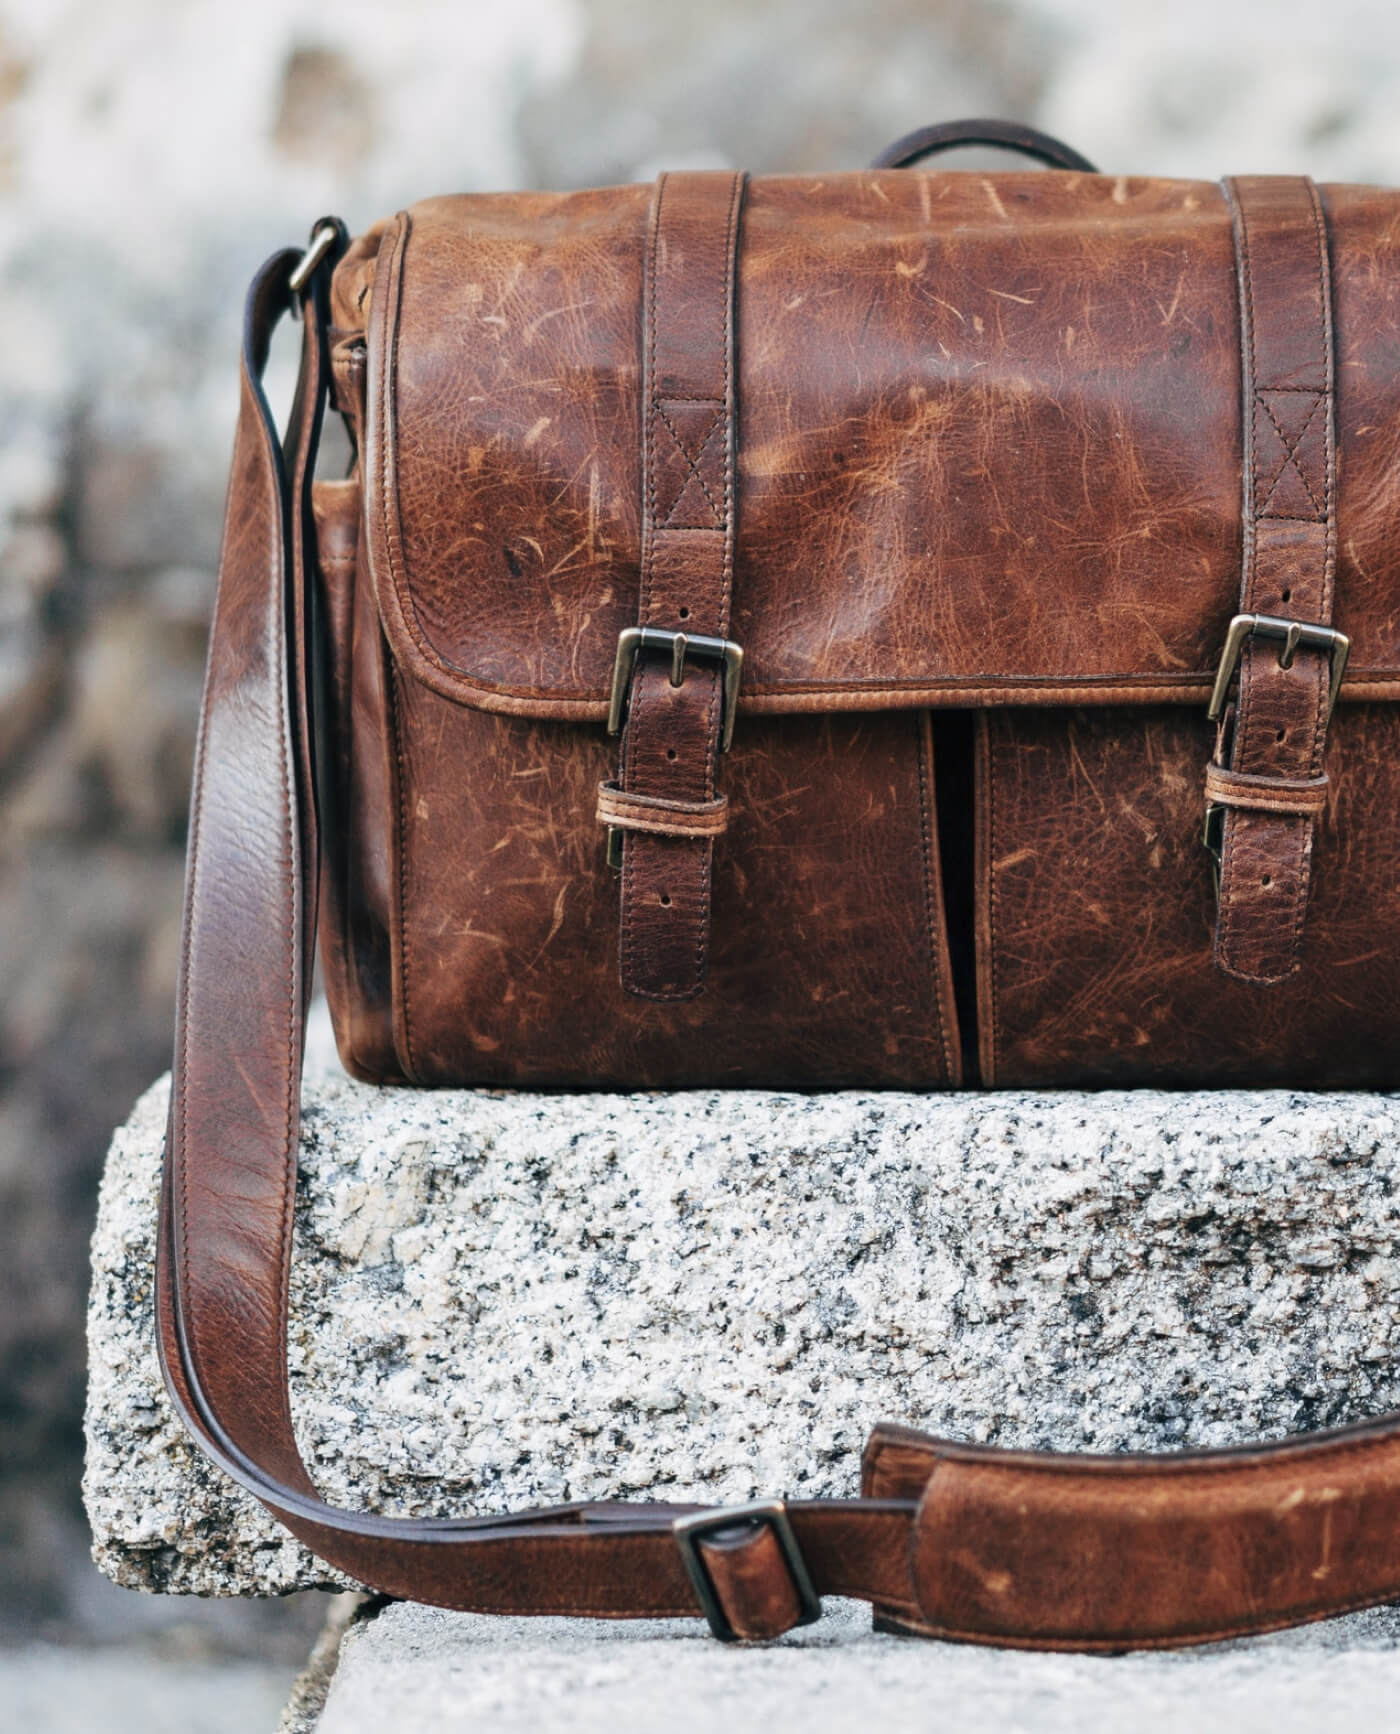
383 688 957 1089
977 704 1400 1087
863 1420 1400 1650
345 174 1400 717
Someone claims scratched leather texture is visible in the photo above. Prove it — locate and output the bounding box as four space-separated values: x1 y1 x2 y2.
337 174 1400 717
316 167 1400 1090
977 704 1400 1088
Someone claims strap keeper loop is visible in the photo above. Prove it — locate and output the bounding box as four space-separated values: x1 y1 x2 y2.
597 782 730 862
1204 764 1331 819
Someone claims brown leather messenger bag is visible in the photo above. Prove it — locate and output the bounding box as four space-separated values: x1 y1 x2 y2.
160 118 1400 1649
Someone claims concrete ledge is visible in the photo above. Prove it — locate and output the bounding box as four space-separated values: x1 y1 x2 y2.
304 1599 1400 1734
84 1024 1400 1597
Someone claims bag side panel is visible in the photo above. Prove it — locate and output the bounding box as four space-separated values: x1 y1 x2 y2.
314 478 406 1084
977 705 1400 1088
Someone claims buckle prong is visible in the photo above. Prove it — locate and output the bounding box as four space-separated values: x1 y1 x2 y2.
1207 612 1349 725
672 1500 822 1642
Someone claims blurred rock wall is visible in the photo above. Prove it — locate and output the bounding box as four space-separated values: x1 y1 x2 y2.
3 0 1400 1635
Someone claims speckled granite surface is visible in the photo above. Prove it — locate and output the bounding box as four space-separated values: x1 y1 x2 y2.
84 1035 1400 1597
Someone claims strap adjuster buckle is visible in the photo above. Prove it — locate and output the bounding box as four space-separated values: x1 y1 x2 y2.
608 627 743 751
672 1499 822 1642
1207 612 1350 726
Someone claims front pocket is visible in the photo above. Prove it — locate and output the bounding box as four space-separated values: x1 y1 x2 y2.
383 681 962 1090
976 705 1400 1089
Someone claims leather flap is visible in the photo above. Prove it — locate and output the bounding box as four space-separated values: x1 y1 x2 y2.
354 174 1400 720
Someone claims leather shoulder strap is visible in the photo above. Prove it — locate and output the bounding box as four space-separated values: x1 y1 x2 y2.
160 229 1400 1655
1210 176 1339 983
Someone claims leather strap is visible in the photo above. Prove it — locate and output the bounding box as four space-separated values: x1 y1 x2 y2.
612 170 746 1000
159 235 1400 1655
1211 177 1338 984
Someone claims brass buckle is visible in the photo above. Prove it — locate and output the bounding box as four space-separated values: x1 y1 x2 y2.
608 627 743 750
1207 612 1350 725
605 628 743 868
1203 613 1349 890
672 1500 822 1642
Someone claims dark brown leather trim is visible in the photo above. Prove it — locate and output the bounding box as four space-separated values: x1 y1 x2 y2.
614 171 747 1000
1212 177 1338 984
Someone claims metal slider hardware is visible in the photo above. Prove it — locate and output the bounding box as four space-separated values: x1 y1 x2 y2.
1207 612 1350 726
288 223 340 295
672 1501 822 1642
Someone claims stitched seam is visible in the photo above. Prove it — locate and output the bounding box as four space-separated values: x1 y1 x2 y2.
655 401 725 526
906 1589 1400 1651
1255 391 1324 517
373 212 444 677
686 172 745 996
690 174 745 994
719 171 742 646
363 666 1387 712
986 718 1001 1085
386 661 420 1082
274 294 330 1462
915 713 956 1084
618 676 642 989
641 175 665 629
1307 176 1339 746
1273 183 1332 963
1307 177 1337 554
275 469 301 1458
618 177 666 996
